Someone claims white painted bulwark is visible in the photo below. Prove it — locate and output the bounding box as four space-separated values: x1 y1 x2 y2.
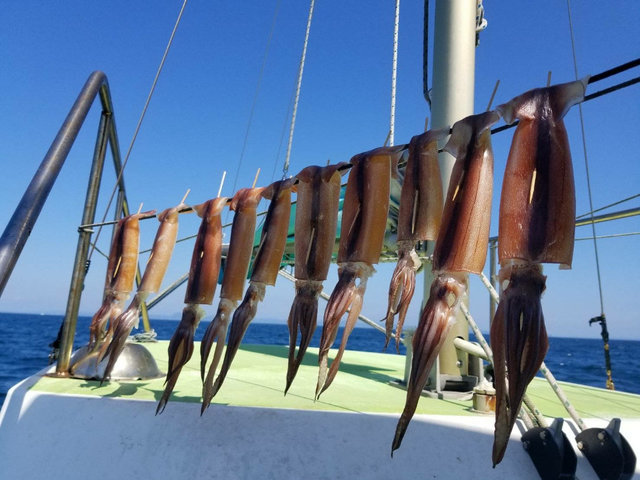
2 371 638 479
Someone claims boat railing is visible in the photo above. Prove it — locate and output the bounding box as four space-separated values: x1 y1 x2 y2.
0 71 142 375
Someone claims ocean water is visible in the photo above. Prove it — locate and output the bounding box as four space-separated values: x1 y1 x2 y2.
1 312 639 408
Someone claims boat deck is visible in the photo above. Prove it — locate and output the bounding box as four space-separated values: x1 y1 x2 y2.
2 341 639 480
31 341 640 419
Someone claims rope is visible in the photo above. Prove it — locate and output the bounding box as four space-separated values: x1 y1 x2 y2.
87 0 189 262
228 0 282 199
283 0 316 178
389 0 400 146
566 0 605 317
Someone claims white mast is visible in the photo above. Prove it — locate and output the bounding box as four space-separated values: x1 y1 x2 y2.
426 0 477 379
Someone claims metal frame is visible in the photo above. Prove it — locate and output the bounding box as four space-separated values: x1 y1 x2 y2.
0 70 139 375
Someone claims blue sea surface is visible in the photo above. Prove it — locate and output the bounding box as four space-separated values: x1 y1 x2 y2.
1 312 639 408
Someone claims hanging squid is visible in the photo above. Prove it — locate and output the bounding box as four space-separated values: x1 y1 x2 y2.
87 210 153 353
384 129 446 351
156 196 228 414
490 78 587 466
316 146 404 399
101 202 183 381
200 185 268 413
285 163 347 394
392 111 500 455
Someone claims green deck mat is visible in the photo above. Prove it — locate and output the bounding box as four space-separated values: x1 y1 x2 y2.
32 341 640 419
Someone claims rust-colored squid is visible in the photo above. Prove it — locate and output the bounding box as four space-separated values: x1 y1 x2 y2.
199 185 272 413
156 197 228 414
392 111 500 455
384 129 446 351
87 210 153 354
490 78 587 466
100 203 182 381
316 146 404 399
285 163 347 393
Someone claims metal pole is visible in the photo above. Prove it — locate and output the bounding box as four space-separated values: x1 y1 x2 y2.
56 110 111 374
0 71 109 296
425 0 476 377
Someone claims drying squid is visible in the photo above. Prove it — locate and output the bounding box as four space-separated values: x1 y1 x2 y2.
384 129 446 351
491 78 587 466
285 163 346 394
200 185 267 412
392 111 500 455
101 202 183 381
316 146 404 399
156 197 228 414
87 210 152 352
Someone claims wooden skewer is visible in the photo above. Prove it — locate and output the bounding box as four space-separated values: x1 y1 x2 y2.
180 188 191 205
252 168 261 189
383 129 392 147
217 171 227 198
136 203 144 215
547 71 552 87
487 79 500 111
113 256 123 278
424 117 429 132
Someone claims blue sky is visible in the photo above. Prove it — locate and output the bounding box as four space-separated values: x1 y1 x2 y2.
1 1 638 340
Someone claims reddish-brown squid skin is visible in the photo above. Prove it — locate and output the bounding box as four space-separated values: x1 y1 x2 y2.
201 182 294 411
184 198 229 305
199 187 264 389
490 78 587 466
392 111 500 455
87 211 153 352
102 204 183 382
285 163 346 394
155 197 229 413
316 146 404 399
385 129 446 351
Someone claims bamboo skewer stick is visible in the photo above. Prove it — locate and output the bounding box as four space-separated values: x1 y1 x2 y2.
252 168 261 189
486 80 500 111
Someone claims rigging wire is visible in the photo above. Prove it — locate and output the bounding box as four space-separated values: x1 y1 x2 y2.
228 0 282 200
282 0 316 178
87 0 189 262
271 86 296 182
576 192 640 219
389 0 400 146
566 0 605 318
567 0 616 391
422 0 431 108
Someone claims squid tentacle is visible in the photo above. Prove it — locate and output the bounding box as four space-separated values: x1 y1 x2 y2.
209 282 266 398
156 304 203 415
285 280 322 395
391 273 465 456
316 266 357 398
384 244 419 351
316 263 372 399
100 297 143 383
200 298 236 413
491 262 548 466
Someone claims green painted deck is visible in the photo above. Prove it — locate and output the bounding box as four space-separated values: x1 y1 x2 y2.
33 341 640 419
